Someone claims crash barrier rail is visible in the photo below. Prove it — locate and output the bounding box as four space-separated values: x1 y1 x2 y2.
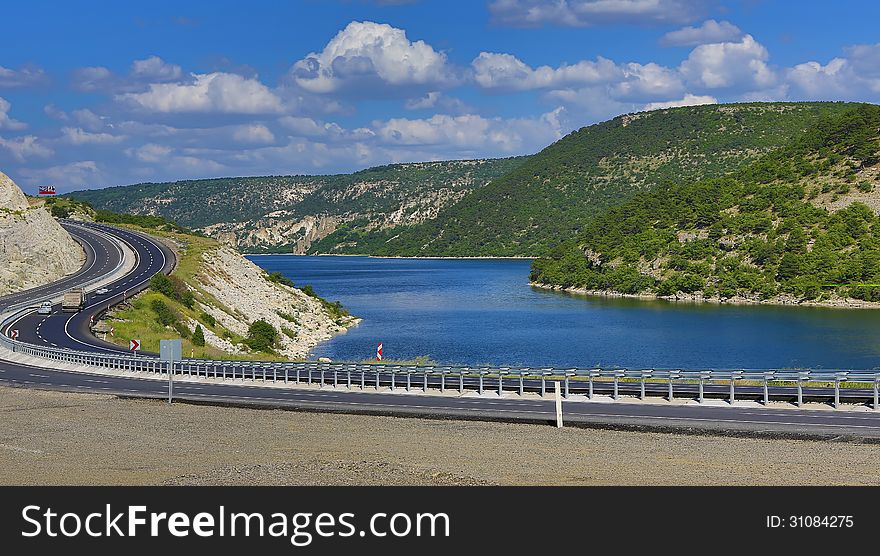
2 329 880 409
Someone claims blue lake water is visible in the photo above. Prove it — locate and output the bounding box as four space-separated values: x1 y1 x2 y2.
248 255 880 370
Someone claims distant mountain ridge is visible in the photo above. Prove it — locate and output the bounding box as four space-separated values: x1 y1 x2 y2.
68 158 525 254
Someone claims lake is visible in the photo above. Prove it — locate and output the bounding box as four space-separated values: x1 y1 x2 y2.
249 255 880 370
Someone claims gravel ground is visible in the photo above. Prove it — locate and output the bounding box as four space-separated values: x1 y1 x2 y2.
1 384 879 486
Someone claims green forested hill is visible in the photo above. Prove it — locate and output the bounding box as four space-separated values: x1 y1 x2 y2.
66 158 525 253
315 102 860 256
530 103 880 302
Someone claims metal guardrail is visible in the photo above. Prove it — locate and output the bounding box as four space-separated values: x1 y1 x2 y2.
3 326 880 409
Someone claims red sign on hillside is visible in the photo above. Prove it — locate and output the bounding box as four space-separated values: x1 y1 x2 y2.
38 185 56 195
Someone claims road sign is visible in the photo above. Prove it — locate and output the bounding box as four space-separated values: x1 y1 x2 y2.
109 326 115 337
9 329 18 340
129 339 141 351
376 342 383 361
38 185 56 195
160 339 182 404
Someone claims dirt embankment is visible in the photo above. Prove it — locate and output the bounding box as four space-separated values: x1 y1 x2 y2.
2 386 880 486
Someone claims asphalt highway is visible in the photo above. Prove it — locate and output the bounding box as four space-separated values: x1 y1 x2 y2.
3 221 880 439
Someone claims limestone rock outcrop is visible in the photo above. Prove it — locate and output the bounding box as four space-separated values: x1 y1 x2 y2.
0 172 84 296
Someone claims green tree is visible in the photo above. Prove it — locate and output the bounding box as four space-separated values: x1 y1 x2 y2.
245 320 278 352
192 324 205 347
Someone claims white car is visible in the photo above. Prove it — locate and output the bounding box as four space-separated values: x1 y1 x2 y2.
95 288 110 295
37 301 52 315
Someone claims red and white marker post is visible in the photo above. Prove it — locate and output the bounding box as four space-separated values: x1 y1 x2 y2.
9 329 19 340
376 342 383 361
129 339 141 353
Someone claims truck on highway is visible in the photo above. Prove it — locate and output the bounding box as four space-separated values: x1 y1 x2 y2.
61 288 85 312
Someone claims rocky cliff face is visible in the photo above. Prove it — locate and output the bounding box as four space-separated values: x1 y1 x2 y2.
0 172 84 296
193 246 358 358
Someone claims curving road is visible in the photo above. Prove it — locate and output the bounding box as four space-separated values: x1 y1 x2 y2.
4 221 880 440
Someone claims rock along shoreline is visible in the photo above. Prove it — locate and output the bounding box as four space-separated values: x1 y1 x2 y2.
530 282 880 310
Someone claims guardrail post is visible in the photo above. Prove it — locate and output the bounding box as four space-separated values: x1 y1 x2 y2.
729 376 735 405
406 371 411 392
272 365 277 383
498 372 504 396
333 368 338 388
423 371 428 393
541 374 546 397
873 377 879 410
834 378 840 409
347 368 351 389
519 373 525 396
667 373 674 401
308 367 313 385
360 369 365 389
459 372 464 394
698 374 704 404
763 374 769 405
390 370 395 391
440 371 445 393
640 373 646 401
588 372 594 400
320 368 325 388
564 372 571 399
478 372 483 394
797 378 803 407
376 369 381 390
613 373 619 400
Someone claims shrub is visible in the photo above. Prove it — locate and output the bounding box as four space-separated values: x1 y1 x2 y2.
266 271 295 287
200 312 216 327
150 299 179 327
245 320 278 352
192 324 206 347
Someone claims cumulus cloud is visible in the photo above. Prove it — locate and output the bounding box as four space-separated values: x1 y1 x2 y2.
72 56 186 93
17 161 100 189
60 127 126 145
660 20 743 47
643 93 716 111
472 52 620 90
126 143 172 163
130 56 183 82
292 21 459 94
118 72 284 114
679 35 776 90
0 64 48 88
373 108 565 153
232 123 276 144
0 97 27 130
488 0 708 27
787 43 880 100
0 135 53 161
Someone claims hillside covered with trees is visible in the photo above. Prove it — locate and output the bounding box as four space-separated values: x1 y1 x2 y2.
530 103 880 303
316 102 860 256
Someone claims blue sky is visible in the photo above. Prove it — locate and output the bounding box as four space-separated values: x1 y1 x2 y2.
1 0 879 191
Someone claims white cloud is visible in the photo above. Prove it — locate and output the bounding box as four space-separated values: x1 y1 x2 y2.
612 62 683 100
17 161 99 189
0 97 27 130
374 109 565 153
488 0 708 27
787 43 880 100
118 72 284 114
472 52 620 90
126 143 172 163
292 21 458 94
0 135 53 161
60 127 126 145
130 56 183 82
71 66 113 92
405 91 441 110
660 20 743 47
679 35 776 90
643 93 716 111
0 64 47 88
232 123 275 144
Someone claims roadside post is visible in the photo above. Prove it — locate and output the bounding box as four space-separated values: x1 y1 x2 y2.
554 381 563 428
160 339 182 404
129 339 140 357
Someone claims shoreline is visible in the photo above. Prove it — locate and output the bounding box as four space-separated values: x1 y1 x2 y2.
530 282 880 310
245 252 534 260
